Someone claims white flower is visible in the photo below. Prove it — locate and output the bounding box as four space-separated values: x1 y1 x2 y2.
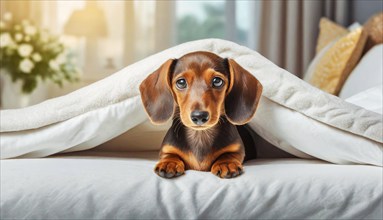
15 33 23 42
17 44 33 57
19 58 34 73
3 12 12 21
24 25 37 35
32 53 42 62
56 53 66 65
0 33 14 48
49 60 60 71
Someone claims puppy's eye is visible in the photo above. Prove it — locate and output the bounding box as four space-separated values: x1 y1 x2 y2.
176 78 187 90
212 77 224 88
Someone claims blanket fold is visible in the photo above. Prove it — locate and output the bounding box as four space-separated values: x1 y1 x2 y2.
1 39 382 165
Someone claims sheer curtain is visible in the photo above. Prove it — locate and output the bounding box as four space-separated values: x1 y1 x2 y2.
0 0 43 24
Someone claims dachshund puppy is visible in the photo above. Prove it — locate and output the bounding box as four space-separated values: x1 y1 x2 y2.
139 51 262 178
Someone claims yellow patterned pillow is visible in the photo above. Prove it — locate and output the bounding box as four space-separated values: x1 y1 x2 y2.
316 18 349 54
305 27 367 95
363 12 383 53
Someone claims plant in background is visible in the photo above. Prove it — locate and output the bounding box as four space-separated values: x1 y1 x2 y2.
0 12 80 93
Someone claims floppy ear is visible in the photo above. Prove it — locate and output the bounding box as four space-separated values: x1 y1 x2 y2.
225 59 263 125
139 59 176 124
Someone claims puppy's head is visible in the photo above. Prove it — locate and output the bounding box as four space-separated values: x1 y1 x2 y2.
139 51 263 130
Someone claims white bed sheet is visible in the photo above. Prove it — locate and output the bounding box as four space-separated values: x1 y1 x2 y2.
1 151 382 219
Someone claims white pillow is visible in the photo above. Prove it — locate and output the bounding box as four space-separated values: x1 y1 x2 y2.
339 44 383 99
345 85 383 114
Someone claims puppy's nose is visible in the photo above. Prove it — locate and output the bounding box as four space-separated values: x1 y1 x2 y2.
191 111 209 125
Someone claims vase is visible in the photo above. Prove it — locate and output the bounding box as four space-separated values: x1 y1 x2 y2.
0 72 32 109
0 70 49 110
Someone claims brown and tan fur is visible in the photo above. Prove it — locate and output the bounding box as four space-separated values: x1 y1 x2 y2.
139 51 263 178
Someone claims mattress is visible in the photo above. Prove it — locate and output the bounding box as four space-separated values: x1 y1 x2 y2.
1 151 382 219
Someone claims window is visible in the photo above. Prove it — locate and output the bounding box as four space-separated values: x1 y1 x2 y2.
38 0 259 83
176 1 225 44
176 0 260 49
41 0 125 81
1 0 261 102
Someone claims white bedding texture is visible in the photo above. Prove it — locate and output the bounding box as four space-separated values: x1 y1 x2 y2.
1 151 382 219
1 39 382 219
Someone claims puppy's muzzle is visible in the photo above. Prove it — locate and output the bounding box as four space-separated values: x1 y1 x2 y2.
190 111 209 125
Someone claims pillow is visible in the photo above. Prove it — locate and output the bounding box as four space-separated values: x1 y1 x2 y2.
304 27 367 95
363 12 383 53
345 84 383 115
315 18 349 54
339 44 383 99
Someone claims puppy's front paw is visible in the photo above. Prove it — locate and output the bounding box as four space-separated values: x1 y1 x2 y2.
154 160 185 178
211 161 243 178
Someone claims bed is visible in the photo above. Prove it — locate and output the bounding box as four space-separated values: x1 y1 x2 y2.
1 39 382 219
2 151 382 219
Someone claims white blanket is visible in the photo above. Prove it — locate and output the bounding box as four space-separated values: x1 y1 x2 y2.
1 39 382 164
